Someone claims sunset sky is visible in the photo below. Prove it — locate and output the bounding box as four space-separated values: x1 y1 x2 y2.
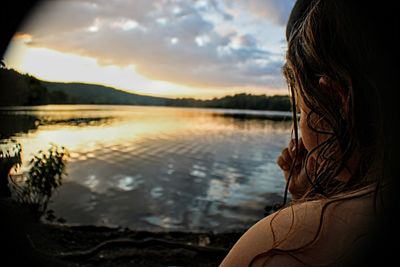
4 0 295 99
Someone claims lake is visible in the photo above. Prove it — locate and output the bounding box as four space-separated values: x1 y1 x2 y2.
0 105 292 233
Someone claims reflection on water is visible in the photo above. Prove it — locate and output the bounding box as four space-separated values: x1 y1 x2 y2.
0 105 291 232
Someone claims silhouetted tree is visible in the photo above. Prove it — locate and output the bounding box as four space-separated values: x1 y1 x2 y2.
25 75 49 105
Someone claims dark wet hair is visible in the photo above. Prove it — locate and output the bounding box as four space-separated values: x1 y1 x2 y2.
283 0 397 202
250 0 399 265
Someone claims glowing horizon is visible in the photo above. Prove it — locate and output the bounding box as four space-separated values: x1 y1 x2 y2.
3 0 295 100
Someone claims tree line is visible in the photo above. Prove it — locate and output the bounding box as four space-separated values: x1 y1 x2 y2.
0 68 69 105
0 67 291 111
165 94 290 111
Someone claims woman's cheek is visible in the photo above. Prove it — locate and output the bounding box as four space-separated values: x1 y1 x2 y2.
299 110 317 153
299 110 331 155
299 112 310 152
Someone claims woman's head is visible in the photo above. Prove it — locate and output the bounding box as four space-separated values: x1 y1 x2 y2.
283 0 397 199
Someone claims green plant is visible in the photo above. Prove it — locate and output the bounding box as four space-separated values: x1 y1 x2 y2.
12 144 69 214
0 140 21 197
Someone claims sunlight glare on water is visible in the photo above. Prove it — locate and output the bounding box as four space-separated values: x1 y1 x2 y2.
1 105 292 232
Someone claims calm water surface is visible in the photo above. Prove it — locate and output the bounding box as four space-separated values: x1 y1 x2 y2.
0 105 292 232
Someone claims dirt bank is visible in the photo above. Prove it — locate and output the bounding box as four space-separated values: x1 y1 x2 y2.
2 198 244 267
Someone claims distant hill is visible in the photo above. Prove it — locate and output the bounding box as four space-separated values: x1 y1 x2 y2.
0 67 291 111
43 81 169 106
0 68 49 106
0 67 170 106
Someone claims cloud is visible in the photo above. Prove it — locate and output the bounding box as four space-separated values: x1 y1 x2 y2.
227 0 296 26
16 0 294 90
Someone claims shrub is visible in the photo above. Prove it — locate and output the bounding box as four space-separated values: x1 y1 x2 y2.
11 144 69 215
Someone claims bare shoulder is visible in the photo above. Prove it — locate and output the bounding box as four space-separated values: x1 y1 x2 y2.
219 200 325 267
220 192 375 267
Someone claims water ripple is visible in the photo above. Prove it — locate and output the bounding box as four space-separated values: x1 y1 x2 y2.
6 105 291 231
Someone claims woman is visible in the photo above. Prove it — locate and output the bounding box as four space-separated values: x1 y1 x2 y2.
220 0 398 266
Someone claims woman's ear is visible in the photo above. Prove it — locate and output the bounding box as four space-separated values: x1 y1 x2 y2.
318 76 350 117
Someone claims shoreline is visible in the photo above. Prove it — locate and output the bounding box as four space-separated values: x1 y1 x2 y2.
2 198 244 267
26 221 244 267
30 224 242 267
